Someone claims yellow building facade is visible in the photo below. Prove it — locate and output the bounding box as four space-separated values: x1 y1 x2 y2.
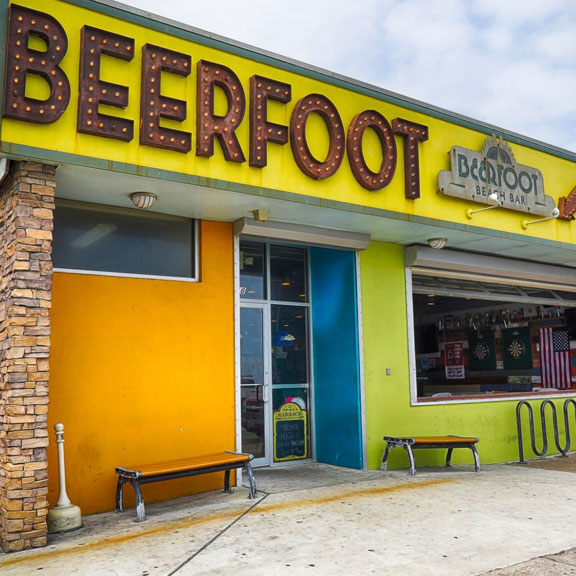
1 0 576 552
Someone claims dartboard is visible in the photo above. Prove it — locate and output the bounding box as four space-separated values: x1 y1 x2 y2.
507 339 525 359
473 342 489 360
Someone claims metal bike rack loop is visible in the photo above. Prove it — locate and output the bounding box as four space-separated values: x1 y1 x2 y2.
516 398 576 463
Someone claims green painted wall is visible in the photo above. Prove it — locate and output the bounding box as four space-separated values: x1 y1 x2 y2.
360 241 571 471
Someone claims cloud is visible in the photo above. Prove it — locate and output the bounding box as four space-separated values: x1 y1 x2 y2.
124 0 576 151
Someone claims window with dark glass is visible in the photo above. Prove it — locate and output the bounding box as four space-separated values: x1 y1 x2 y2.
240 241 266 299
53 200 196 278
412 274 576 399
270 245 308 302
271 304 309 385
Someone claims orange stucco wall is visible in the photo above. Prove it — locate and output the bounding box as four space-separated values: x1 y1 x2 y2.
47 221 235 515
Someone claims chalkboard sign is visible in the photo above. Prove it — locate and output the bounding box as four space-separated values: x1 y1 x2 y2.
274 402 307 462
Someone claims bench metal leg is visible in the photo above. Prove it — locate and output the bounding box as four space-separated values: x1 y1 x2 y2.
130 479 146 522
380 444 391 471
224 469 231 493
445 448 454 468
244 461 257 499
404 445 416 476
381 441 416 475
446 445 481 472
471 445 481 472
116 476 126 514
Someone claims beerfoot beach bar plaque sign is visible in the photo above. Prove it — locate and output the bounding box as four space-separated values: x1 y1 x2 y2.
438 135 557 217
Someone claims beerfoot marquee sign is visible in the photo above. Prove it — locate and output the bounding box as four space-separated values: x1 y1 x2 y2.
438 135 557 217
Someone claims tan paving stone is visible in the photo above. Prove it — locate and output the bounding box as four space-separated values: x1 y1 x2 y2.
485 558 576 575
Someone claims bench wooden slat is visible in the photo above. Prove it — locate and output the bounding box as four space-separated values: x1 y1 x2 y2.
412 435 478 445
123 452 251 477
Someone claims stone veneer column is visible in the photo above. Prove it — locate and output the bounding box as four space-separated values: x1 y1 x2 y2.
0 161 55 552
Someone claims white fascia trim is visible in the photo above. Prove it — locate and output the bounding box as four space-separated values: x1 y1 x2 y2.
405 267 418 405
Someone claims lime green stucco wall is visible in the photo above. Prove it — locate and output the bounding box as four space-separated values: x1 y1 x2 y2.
360 241 570 471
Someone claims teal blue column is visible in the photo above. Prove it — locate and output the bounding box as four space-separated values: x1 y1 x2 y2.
310 247 362 469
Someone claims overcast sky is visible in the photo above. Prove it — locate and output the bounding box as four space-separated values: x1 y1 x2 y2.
121 0 576 153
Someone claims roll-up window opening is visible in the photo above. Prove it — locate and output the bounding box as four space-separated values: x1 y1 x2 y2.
407 247 576 401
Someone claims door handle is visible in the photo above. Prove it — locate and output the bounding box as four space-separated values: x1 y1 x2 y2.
262 385 271 403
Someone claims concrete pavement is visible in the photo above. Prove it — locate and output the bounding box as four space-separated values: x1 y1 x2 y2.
1 459 576 575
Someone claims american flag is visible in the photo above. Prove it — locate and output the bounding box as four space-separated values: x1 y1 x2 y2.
539 327 572 388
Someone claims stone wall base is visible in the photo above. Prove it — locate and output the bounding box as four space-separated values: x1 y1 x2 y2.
0 161 55 552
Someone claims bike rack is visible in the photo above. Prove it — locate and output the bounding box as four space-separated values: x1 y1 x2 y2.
516 398 576 463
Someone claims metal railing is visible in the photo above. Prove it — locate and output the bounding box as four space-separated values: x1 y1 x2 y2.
516 398 576 463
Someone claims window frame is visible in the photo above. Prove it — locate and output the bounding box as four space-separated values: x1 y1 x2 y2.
52 199 199 282
406 264 576 406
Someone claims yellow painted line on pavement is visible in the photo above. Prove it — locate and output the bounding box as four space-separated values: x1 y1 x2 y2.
254 477 453 514
0 477 453 567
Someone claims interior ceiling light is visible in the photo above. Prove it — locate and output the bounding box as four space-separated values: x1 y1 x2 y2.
70 223 117 248
130 191 157 210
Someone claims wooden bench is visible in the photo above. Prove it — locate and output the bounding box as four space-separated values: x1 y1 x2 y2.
381 435 480 476
115 451 257 522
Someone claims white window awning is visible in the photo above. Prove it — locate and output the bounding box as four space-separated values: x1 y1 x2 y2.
235 218 371 251
405 246 576 292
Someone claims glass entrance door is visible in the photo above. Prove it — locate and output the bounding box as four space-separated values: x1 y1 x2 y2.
240 305 270 466
271 304 310 462
239 240 312 466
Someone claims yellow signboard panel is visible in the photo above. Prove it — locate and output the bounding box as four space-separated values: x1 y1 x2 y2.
2 0 576 240
273 402 308 462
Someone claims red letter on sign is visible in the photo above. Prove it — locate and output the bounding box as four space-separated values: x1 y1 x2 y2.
78 26 134 141
3 5 70 124
250 75 291 168
196 60 246 162
290 94 345 180
392 118 429 199
140 44 191 153
347 110 397 191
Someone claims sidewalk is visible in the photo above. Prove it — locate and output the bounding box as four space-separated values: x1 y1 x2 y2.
1 459 576 575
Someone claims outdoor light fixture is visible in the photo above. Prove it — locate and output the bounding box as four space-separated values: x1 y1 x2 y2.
427 238 447 250
252 209 269 223
521 207 560 229
465 192 502 218
130 191 157 210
